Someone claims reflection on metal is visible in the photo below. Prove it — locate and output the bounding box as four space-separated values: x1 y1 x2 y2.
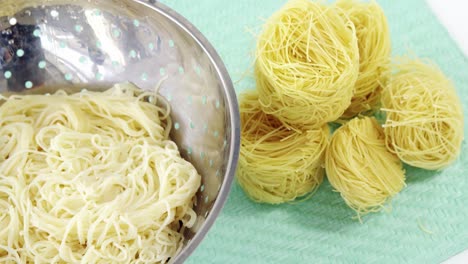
0 1 239 263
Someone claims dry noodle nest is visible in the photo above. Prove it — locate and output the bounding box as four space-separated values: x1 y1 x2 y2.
237 91 329 204
382 58 464 170
336 0 391 119
325 117 406 216
255 0 359 129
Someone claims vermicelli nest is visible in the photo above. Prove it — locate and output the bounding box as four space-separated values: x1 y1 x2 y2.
255 0 359 129
237 91 329 204
382 58 464 170
325 117 406 216
336 0 391 119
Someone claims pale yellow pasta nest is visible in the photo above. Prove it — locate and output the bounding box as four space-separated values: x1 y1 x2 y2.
336 0 391 119
325 117 406 216
255 0 359 129
382 58 464 170
237 91 329 204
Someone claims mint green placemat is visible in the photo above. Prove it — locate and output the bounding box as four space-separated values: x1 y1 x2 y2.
160 0 468 262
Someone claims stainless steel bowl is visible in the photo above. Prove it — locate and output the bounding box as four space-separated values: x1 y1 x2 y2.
0 0 240 262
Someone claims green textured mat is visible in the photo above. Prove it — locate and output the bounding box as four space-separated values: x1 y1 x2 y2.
160 0 468 263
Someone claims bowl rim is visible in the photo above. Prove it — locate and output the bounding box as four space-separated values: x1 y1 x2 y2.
133 1 240 263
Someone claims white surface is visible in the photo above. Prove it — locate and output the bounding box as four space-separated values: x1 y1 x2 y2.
426 2 468 263
427 0 468 57
443 250 468 264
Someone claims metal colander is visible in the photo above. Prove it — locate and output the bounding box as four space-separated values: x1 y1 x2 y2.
0 0 240 262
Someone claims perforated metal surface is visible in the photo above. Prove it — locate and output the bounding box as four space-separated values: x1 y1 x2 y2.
0 1 239 263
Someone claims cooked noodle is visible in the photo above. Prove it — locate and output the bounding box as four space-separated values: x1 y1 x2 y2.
0 84 201 263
